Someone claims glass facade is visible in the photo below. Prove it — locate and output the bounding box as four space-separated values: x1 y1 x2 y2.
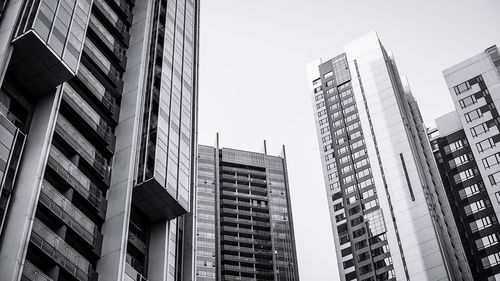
194 144 300 281
308 32 464 281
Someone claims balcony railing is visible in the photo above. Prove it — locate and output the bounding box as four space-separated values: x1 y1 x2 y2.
221 166 266 177
221 199 268 210
22 261 53 281
222 235 272 246
83 45 123 89
221 190 268 201
87 15 127 66
39 180 100 248
62 87 115 146
56 116 109 178
93 0 130 43
124 262 148 281
77 66 118 116
221 217 270 228
30 219 98 281
221 226 271 237
47 148 106 217
222 245 272 256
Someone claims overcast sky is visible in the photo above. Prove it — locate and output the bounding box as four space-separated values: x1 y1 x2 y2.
197 0 500 280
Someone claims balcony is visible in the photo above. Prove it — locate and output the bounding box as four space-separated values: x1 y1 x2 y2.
9 0 92 96
82 44 123 90
223 255 273 266
87 16 127 68
61 85 115 150
22 261 53 281
30 219 98 281
124 262 148 281
221 190 268 201
93 0 130 43
77 66 118 118
133 176 189 222
128 221 147 253
46 148 106 219
221 217 270 228
222 245 272 256
221 208 270 219
221 226 271 237
221 166 266 177
222 235 272 247
39 180 102 251
221 199 269 211
55 116 110 179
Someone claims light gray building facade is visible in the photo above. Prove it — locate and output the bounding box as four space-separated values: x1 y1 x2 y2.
0 0 200 281
194 138 300 281
430 45 500 281
307 32 469 281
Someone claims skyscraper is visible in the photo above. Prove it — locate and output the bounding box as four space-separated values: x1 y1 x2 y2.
0 1 199 281
430 45 500 281
307 32 468 281
194 136 300 281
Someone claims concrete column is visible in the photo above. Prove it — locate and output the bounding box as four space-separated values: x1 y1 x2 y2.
148 220 169 281
96 0 153 280
0 89 61 281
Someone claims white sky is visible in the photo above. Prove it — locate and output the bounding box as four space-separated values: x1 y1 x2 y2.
197 0 500 280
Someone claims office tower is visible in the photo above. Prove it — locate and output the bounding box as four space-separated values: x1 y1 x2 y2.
194 138 300 281
0 0 200 281
430 45 500 281
306 32 469 281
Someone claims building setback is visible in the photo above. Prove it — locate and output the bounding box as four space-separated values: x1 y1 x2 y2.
194 137 300 281
306 32 470 281
430 45 500 281
0 0 199 281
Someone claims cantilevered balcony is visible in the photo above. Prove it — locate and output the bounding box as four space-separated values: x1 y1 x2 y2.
30 219 98 281
87 15 127 67
9 0 93 96
55 115 110 179
22 261 53 281
133 176 189 222
82 42 123 90
46 147 106 219
39 180 102 252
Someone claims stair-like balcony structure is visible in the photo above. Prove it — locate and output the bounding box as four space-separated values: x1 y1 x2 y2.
9 0 93 96
30 219 98 281
46 147 106 219
39 180 102 253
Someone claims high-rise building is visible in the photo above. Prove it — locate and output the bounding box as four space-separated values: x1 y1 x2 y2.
306 32 469 281
194 137 300 281
0 1 200 281
430 45 500 281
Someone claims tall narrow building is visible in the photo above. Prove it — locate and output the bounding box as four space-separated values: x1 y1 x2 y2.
0 1 200 281
306 32 469 281
430 45 500 281
194 137 300 281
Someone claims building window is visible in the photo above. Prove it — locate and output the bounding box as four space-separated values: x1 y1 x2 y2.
454 81 471 95
356 167 371 179
476 233 499 250
318 110 327 117
316 101 325 109
483 153 500 169
334 128 345 137
454 168 476 184
464 199 487 215
345 185 356 195
459 183 482 199
325 80 334 87
477 138 496 152
325 153 334 161
320 126 330 134
322 135 332 143
358 178 374 189
342 174 355 185
470 216 494 232
459 95 477 109
361 188 375 199
482 253 500 269
327 162 336 171
445 139 466 154
324 71 333 79
470 122 489 137
330 181 340 191
363 199 378 210
490 171 500 185
496 192 500 204
319 117 328 125
465 108 483 123
448 154 470 168
341 165 352 174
